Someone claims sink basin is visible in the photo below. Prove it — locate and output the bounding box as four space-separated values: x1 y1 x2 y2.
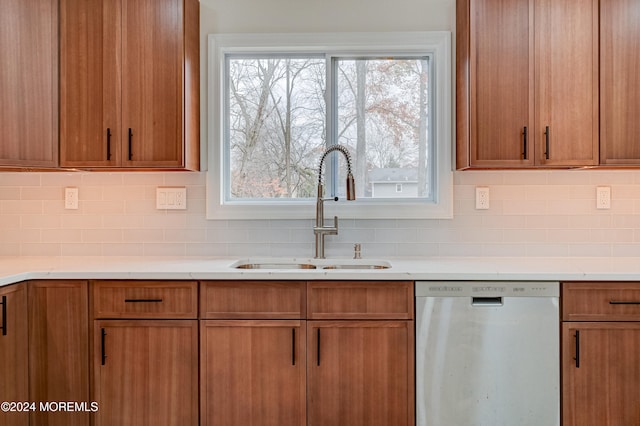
231 258 390 270
321 263 389 270
233 261 316 269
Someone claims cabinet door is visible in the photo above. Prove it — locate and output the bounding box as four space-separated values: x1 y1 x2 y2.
468 0 534 167
29 281 89 426
0 284 28 426
563 322 640 426
600 0 640 164
121 0 184 167
60 0 121 167
94 320 198 426
534 0 598 166
200 320 306 426
308 321 414 426
0 0 58 167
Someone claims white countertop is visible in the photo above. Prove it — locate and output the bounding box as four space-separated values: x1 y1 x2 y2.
1 256 640 286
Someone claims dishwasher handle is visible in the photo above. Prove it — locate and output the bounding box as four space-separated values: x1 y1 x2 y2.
472 297 503 306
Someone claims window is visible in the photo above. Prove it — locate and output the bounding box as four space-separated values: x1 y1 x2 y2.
207 32 452 219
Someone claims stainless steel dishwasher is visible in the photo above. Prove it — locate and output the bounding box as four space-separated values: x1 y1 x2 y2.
415 281 560 426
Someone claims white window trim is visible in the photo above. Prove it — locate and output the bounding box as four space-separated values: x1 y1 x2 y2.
206 31 453 220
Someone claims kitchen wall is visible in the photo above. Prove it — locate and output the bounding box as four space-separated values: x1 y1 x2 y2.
3 0 640 258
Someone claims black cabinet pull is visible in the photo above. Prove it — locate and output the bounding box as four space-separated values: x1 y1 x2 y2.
101 328 107 365
544 126 550 160
522 126 528 160
317 328 321 366
106 128 112 160
292 328 296 366
574 330 580 368
128 128 133 161
124 299 163 303
610 301 640 305
1 295 6 336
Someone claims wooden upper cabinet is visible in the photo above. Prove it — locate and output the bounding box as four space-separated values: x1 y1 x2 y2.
59 0 120 168
0 0 58 168
468 0 534 168
600 0 640 165
534 0 598 167
60 0 199 170
458 0 598 169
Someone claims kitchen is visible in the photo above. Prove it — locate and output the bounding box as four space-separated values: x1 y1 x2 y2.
1 0 640 425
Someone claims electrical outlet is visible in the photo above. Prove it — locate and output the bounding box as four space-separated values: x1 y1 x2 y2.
64 187 79 210
475 186 490 210
156 187 187 210
596 186 611 209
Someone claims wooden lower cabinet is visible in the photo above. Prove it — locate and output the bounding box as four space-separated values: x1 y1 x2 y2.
562 322 640 426
562 282 640 426
200 320 307 426
28 280 89 426
93 320 198 426
0 283 28 426
307 320 414 426
0 281 88 426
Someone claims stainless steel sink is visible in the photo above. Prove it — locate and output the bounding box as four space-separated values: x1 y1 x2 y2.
234 262 316 269
231 258 390 270
321 263 389 270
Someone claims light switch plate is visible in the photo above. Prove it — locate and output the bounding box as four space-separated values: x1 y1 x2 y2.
156 187 187 210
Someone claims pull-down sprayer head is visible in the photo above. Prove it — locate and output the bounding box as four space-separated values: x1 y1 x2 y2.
317 144 356 200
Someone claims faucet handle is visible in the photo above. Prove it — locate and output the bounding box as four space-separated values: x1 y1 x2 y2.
322 196 339 202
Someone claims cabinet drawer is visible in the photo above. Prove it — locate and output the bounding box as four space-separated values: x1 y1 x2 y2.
200 281 306 319
307 281 413 320
563 282 640 321
91 281 198 319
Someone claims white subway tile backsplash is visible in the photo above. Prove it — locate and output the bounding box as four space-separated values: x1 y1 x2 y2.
2 170 640 257
82 229 124 243
0 173 40 186
41 229 82 243
21 214 61 229
60 243 103 256
22 243 61 256
2 200 43 214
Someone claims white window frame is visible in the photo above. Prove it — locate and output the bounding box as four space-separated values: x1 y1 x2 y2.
206 32 453 220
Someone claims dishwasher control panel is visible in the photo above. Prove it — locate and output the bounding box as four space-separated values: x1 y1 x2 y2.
415 281 559 297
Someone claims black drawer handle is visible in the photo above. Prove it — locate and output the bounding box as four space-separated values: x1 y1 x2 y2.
522 126 527 160
1 295 6 336
124 299 163 303
609 301 640 305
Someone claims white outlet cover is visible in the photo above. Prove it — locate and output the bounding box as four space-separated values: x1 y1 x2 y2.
64 187 79 210
596 186 611 210
475 186 490 210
